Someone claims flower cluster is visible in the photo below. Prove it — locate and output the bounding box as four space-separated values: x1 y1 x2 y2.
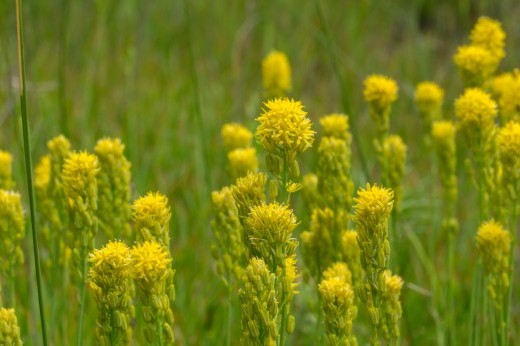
262 50 292 98
0 308 22 346
381 135 407 213
414 81 444 133
0 151 14 190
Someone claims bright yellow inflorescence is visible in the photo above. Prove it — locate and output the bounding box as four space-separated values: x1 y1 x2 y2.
454 45 496 86
475 220 511 308
318 276 356 346
256 98 315 163
34 155 51 192
262 50 292 98
323 262 352 285
232 171 268 222
454 88 497 149
227 147 258 180
0 308 22 346
414 81 444 126
341 230 363 284
469 16 506 62
221 123 253 152
0 190 25 293
0 150 14 190
363 75 398 113
320 113 351 141
88 240 134 345
497 71 520 123
95 137 132 240
381 271 404 343
132 240 175 344
497 121 520 167
132 192 171 245
62 151 100 212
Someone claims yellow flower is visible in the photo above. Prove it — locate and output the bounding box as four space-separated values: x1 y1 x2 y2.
454 45 497 86
475 220 511 307
0 308 22 346
490 72 513 99
498 71 520 123
132 241 172 283
262 50 292 97
454 88 497 147
363 75 398 112
382 135 407 212
47 134 71 158
353 184 394 227
89 240 133 288
227 147 258 180
255 98 315 162
221 123 253 152
34 155 51 191
132 192 171 237
323 262 352 284
246 202 298 246
232 171 267 221
432 121 456 146
341 230 363 283
320 113 351 141
0 190 25 283
0 150 14 190
469 16 506 61
381 271 404 342
497 121 520 166
62 151 100 209
414 81 444 119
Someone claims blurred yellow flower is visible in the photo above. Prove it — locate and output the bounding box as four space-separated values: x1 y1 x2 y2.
262 50 292 97
221 123 253 152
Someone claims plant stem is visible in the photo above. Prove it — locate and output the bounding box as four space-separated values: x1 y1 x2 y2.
77 259 87 346
14 0 48 344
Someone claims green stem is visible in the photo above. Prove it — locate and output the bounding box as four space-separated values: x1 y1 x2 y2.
225 271 231 346
14 0 48 344
77 259 87 346
447 233 456 345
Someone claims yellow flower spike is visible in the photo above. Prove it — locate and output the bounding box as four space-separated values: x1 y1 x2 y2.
239 257 279 345
497 122 520 199
227 147 259 180
454 45 497 87
89 241 134 345
381 271 404 343
34 155 51 192
0 190 25 299
475 220 511 308
323 262 352 285
301 173 319 211
414 82 444 129
0 308 22 346
94 137 132 240
211 186 247 284
132 241 175 344
318 276 357 346
221 123 253 152
320 113 352 142
490 72 513 99
132 192 171 246
47 134 71 160
353 184 394 339
232 171 268 222
469 16 506 62
381 135 407 213
498 71 520 123
363 75 399 112
0 150 15 190
341 230 363 284
454 88 497 151
256 98 315 164
262 50 292 98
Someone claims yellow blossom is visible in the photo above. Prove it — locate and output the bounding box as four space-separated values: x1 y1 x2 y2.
320 113 351 141
382 135 407 212
414 82 444 124
0 308 22 346
262 50 292 97
0 151 14 190
132 192 171 246
454 45 497 86
227 147 258 180
469 16 506 61
256 98 315 163
363 75 398 113
221 123 253 152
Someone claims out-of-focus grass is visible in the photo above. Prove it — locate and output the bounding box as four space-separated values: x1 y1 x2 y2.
1 0 520 344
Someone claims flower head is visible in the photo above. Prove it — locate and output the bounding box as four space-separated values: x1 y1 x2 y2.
414 81 444 117
34 155 51 191
454 88 497 146
262 50 292 97
256 98 315 162
469 16 506 61
353 184 394 227
132 241 172 282
132 192 171 232
47 134 71 158
363 75 398 112
498 71 520 123
320 114 351 141
323 262 352 284
232 172 267 220
476 220 511 271
0 308 22 346
382 135 406 212
246 202 298 245
221 123 253 152
0 190 25 276
89 240 133 290
454 45 497 86
497 121 520 166
432 121 457 147
62 151 100 208
228 147 258 180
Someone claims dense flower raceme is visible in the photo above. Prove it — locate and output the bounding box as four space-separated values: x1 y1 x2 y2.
0 308 22 346
0 150 15 190
262 50 292 98
132 192 171 246
363 75 398 140
469 16 506 62
454 45 497 86
256 98 315 164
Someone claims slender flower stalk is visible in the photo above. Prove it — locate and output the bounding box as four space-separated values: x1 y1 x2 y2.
353 184 394 345
0 308 23 346
14 0 48 342
132 241 175 345
88 241 134 345
94 137 132 240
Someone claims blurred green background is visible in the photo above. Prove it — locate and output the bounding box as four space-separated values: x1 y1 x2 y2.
1 0 520 344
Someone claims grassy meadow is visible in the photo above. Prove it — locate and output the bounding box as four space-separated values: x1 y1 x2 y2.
1 0 520 345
